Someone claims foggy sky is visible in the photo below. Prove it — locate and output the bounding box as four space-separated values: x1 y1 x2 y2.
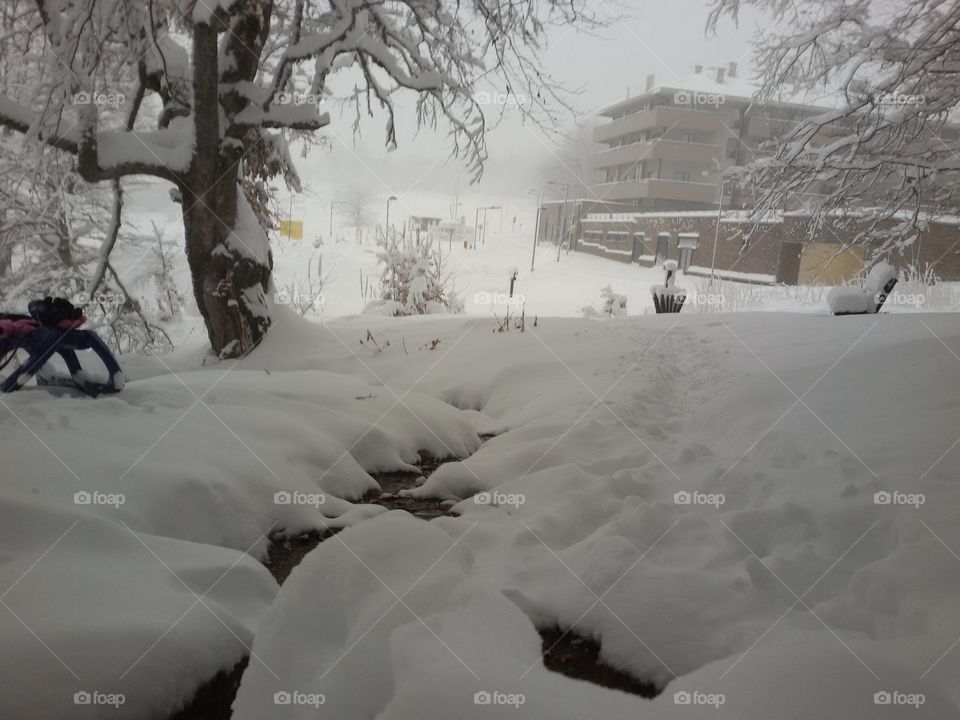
292 0 761 221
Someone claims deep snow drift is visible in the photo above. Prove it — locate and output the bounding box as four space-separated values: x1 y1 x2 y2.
2 307 959 718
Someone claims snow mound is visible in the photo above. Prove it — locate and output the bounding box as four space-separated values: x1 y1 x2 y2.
0 492 275 719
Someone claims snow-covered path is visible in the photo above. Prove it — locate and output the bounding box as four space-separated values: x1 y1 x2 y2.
3 308 960 718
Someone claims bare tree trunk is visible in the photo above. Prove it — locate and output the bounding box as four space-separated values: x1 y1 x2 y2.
184 17 273 358
181 161 272 358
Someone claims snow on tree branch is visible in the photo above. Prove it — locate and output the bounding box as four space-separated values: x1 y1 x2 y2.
709 0 960 253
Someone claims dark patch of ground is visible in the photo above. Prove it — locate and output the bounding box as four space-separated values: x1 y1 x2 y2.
264 528 341 584
539 626 661 699
168 657 249 720
264 452 463 585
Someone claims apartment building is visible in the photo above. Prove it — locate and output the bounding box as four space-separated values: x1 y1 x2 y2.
590 63 826 211
565 64 960 284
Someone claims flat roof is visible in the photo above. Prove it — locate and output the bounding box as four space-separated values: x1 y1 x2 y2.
598 71 838 118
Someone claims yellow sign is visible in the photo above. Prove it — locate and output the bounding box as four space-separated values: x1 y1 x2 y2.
279 219 304 240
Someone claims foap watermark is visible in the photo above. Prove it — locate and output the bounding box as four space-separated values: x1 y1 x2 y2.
274 490 326 508
273 690 325 707
474 291 525 306
72 290 126 308
674 490 725 508
275 91 320 106
674 90 726 108
874 690 925 708
474 490 526 509
874 490 925 508
74 691 125 708
74 490 125 508
72 90 126 108
273 290 324 308
880 290 925 309
474 91 528 107
876 92 926 106
674 690 725 707
473 690 526 708
687 291 726 308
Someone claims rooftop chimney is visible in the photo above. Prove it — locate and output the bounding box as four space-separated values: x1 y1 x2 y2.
645 73 656 92
716 67 726 84
728 62 738 78
694 64 703 75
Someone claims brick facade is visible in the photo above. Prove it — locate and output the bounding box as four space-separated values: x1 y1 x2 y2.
575 212 960 284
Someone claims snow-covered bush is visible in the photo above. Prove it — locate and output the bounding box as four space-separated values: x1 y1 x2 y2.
363 235 463 316
582 285 627 318
602 285 628 316
896 263 959 311
687 277 761 313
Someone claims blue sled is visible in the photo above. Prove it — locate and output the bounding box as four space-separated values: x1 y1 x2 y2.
0 322 124 396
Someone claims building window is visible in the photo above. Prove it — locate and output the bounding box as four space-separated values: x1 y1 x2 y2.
675 171 691 182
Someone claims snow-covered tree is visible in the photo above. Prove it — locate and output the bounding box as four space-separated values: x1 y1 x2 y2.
708 0 960 254
0 0 603 357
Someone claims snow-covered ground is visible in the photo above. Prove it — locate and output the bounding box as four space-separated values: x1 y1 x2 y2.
3 300 960 717
4 185 960 718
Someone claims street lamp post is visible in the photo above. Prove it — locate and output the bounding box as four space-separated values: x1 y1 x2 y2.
710 179 732 285
473 207 481 249
528 189 543 272
547 181 570 262
385 195 398 243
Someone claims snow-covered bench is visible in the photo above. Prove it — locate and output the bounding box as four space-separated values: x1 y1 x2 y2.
826 262 898 315
651 260 687 314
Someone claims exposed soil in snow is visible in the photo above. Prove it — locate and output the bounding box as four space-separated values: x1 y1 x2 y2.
539 627 660 699
265 454 471 585
265 529 343 584
169 658 248 720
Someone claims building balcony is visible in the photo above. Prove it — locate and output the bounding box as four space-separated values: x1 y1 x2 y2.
590 178 718 204
591 140 723 169
594 106 727 143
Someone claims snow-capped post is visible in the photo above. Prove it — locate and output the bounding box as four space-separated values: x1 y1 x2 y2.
651 260 687 314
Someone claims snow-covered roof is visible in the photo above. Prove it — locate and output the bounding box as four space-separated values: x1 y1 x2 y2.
599 67 841 118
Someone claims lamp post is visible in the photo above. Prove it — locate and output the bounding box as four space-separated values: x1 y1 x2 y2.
528 189 543 272
710 179 732 285
547 180 570 262
385 195 398 243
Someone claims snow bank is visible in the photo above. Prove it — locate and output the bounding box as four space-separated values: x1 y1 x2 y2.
232 513 649 720
0 492 275 719
263 312 960 716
